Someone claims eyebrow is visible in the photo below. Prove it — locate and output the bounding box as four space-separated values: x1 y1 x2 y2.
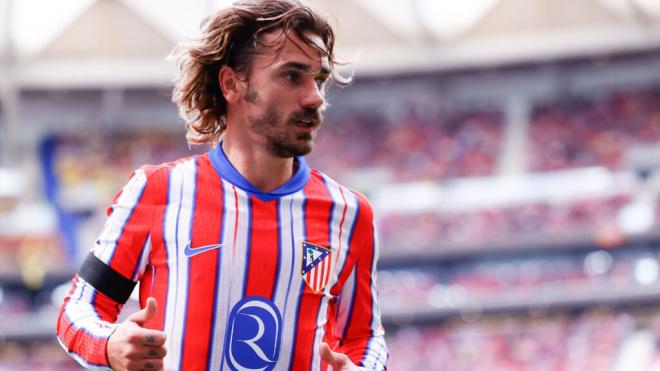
279 61 331 77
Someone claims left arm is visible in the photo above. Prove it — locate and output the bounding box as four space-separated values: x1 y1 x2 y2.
324 193 389 370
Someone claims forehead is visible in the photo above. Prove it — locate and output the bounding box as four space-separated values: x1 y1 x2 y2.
253 30 329 71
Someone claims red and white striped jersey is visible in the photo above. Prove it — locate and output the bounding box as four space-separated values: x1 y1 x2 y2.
56 146 388 370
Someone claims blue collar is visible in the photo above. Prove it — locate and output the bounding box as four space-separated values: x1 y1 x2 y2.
209 145 310 202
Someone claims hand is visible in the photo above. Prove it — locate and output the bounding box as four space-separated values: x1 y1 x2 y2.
320 342 359 371
107 297 167 371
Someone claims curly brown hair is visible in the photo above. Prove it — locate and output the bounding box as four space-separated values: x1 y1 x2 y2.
172 0 346 146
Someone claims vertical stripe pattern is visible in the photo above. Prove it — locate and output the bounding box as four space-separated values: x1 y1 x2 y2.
56 156 388 370
290 175 333 370
180 156 224 368
162 158 197 370
277 191 307 370
95 169 148 272
207 179 240 370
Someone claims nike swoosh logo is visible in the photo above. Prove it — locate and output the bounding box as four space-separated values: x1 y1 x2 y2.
183 242 223 257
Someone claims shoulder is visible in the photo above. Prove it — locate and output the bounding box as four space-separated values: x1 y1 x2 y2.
121 155 202 199
108 154 205 212
135 154 201 182
309 168 374 221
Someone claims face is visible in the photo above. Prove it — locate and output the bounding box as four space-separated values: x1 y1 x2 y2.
237 31 330 158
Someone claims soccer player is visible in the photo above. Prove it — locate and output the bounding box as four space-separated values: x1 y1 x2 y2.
56 0 388 370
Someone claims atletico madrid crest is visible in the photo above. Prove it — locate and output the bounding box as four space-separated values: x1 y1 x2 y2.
301 241 333 293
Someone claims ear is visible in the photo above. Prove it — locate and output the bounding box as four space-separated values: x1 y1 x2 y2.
219 65 244 103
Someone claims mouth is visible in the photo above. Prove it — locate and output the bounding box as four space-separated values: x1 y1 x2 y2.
291 108 322 130
293 119 319 129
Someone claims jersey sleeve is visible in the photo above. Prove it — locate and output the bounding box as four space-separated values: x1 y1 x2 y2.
331 192 389 370
56 166 161 368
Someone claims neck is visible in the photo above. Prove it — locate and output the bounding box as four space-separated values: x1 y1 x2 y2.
221 138 296 193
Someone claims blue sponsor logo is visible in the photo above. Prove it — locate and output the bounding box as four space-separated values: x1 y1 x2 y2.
224 296 283 371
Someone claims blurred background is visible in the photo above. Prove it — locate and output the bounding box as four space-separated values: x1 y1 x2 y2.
1 0 659 369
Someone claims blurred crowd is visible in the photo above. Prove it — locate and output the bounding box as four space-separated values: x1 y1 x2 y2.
0 340 80 371
46 88 659 222
308 108 504 182
51 128 201 214
379 194 635 253
379 247 660 313
530 88 660 171
386 308 660 371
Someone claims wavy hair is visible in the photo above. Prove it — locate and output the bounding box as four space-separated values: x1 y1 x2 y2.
172 0 346 146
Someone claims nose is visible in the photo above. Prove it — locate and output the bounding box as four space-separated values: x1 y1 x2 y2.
300 80 324 109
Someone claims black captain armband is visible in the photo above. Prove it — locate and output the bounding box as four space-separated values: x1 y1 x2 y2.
77 253 137 304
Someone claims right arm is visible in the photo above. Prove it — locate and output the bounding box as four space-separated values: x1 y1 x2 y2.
56 167 164 368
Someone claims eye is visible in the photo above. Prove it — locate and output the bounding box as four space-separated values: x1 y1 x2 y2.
283 71 301 83
315 77 328 89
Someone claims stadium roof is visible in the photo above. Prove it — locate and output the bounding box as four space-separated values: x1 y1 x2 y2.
3 0 659 87
460 0 624 38
433 0 660 73
38 0 173 59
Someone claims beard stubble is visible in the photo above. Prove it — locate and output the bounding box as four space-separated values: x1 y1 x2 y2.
244 87 321 158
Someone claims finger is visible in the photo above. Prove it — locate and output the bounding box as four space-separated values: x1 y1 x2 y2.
140 359 163 370
320 342 343 366
144 346 167 359
137 329 167 346
128 297 158 325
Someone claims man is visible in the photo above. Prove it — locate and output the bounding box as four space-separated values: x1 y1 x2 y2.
56 1 388 370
